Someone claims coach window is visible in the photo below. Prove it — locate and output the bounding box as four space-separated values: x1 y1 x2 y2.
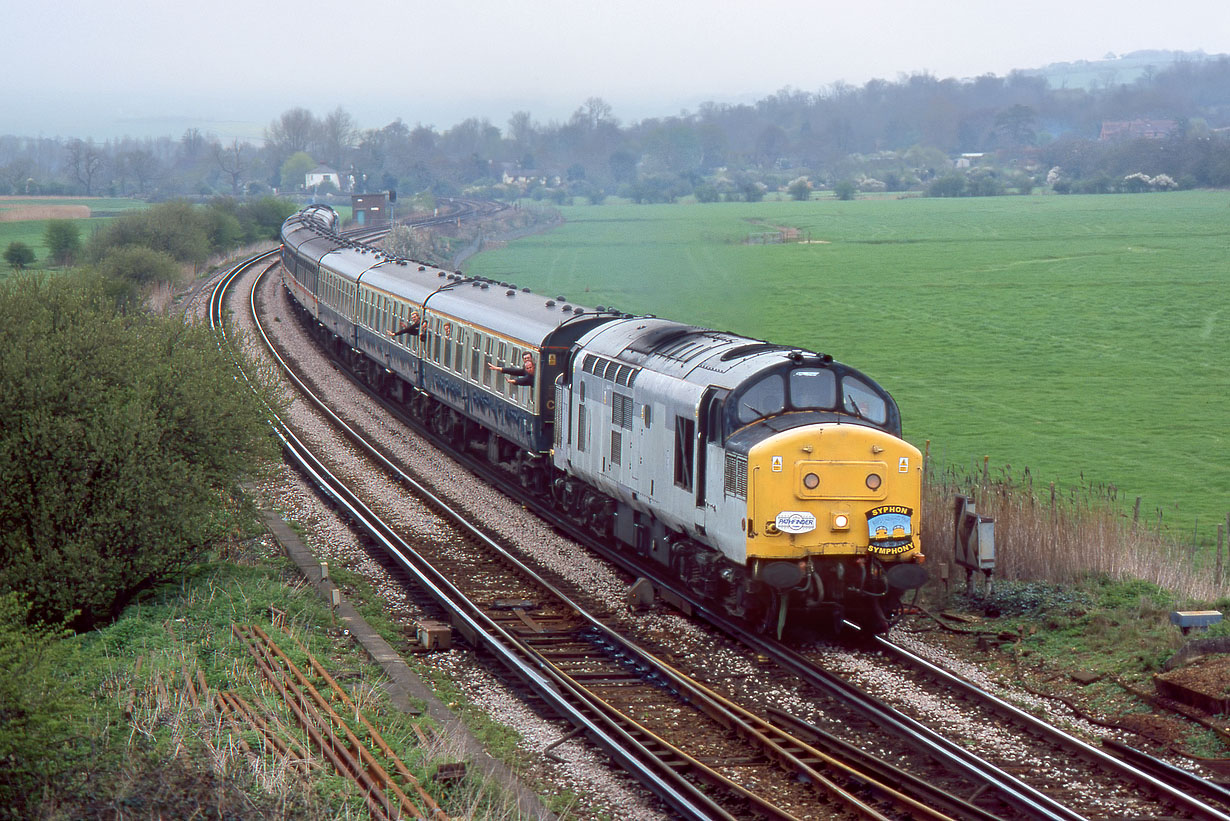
454 328 466 374
497 343 509 396
470 334 482 382
482 338 495 388
522 351 536 411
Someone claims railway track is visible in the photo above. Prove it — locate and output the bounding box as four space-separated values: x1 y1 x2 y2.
231 259 1003 819
237 264 1077 821
205 203 1230 820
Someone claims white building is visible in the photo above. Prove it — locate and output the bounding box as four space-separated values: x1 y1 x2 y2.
306 165 341 190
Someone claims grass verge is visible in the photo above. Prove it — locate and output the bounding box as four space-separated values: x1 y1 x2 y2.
0 524 540 820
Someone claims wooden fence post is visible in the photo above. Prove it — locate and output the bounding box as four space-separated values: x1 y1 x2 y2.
1217 523 1224 587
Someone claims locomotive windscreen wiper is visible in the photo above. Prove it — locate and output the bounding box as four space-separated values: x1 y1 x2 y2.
843 393 865 419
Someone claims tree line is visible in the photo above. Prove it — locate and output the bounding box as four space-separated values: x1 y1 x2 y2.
2 56 1229 202
5 196 295 279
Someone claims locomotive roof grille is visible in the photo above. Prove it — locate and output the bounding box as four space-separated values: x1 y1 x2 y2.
583 353 639 386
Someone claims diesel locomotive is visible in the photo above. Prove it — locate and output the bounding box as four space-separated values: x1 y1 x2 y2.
280 205 927 634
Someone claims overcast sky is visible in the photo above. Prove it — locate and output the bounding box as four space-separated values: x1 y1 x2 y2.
4 0 1228 142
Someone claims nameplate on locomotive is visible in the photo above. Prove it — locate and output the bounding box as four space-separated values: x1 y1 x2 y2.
775 511 817 534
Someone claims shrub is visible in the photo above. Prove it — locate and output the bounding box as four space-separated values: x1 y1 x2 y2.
0 272 278 630
0 593 81 815
44 220 82 266
927 173 967 198
3 242 35 270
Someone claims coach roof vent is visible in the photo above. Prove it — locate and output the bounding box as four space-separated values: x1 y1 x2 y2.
419 265 426 271
506 289 516 296
546 300 555 307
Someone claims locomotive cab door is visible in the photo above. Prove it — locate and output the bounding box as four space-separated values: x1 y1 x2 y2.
695 387 727 511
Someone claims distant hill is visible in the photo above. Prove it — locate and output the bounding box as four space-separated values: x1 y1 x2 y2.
1020 49 1226 90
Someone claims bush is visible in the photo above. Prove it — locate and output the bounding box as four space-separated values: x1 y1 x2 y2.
89 201 207 265
927 173 967 197
0 593 81 816
0 272 278 630
97 244 180 287
44 220 82 266
787 177 812 201
3 242 35 271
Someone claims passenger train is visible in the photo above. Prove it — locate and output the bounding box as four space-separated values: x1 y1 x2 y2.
280 204 927 634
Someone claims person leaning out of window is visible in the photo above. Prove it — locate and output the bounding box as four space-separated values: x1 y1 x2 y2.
488 351 535 386
388 311 423 340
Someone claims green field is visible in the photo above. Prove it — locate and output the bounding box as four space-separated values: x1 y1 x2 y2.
0 198 147 268
466 192 1229 542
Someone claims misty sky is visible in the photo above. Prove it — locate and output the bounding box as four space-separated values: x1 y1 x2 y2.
4 0 1228 142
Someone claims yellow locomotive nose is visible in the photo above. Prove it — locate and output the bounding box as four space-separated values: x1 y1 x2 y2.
745 423 922 561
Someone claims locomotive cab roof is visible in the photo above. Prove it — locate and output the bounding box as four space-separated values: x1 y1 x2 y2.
573 316 902 443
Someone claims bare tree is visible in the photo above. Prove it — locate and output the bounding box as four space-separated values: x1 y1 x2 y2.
120 149 162 195
180 128 206 163
213 139 248 194
320 107 356 169
0 158 34 195
65 139 104 195
507 110 535 147
572 97 616 130
265 107 319 156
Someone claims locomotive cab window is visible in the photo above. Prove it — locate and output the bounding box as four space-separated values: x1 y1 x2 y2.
736 374 785 424
841 376 888 424
790 369 837 410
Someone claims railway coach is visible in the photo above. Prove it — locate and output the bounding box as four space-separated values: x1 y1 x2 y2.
279 206 927 634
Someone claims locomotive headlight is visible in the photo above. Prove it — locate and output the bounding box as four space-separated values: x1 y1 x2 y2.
832 513 850 530
803 472 820 490
865 473 883 491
